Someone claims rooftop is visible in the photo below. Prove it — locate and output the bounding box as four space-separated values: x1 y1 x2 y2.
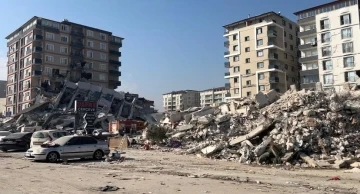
294 0 352 15
201 87 227 92
163 90 199 95
223 11 283 28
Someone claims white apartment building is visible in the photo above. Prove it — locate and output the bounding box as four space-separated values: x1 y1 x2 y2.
162 90 200 111
296 0 359 91
200 87 228 107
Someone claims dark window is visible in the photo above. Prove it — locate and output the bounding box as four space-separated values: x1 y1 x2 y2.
81 137 98 144
67 137 82 145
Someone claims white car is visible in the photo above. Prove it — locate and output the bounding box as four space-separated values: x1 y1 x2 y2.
25 135 110 162
30 130 68 148
0 131 11 142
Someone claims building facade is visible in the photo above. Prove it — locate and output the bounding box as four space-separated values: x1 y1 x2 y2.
295 0 359 91
162 90 200 111
0 81 6 116
5 17 123 115
200 87 228 107
223 12 299 99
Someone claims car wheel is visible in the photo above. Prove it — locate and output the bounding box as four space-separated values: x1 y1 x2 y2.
46 152 59 163
93 150 104 160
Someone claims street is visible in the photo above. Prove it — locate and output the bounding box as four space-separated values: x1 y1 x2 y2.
0 149 358 194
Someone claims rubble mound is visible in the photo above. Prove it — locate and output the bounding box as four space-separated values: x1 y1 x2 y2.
154 89 360 168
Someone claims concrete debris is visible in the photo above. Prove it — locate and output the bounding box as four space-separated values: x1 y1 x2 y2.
1 80 156 134
149 87 360 168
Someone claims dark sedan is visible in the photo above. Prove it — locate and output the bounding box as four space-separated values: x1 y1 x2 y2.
0 132 33 152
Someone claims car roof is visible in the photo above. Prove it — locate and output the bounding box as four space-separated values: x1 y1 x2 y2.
34 130 67 133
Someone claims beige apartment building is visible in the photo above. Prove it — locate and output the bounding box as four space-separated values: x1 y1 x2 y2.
5 16 123 115
223 12 299 99
295 0 360 91
162 90 200 111
200 87 228 107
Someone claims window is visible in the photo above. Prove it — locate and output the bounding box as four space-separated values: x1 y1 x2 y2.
322 60 333 70
323 74 334 84
344 56 354 68
233 56 239 62
290 45 293 51
60 58 68 64
99 74 107 80
342 42 353 53
285 64 288 70
345 71 356 82
320 19 330 30
256 28 262 34
61 25 69 31
233 45 239 51
245 58 250 63
258 73 264 80
341 28 352 39
284 53 288 59
257 50 263 57
45 32 54 40
100 53 107 60
322 46 331 57
87 30 94 37
60 47 68 54
87 41 94 47
85 62 93 69
291 66 295 72
340 14 351 25
45 55 54 62
87 51 93 58
60 35 68 42
321 32 331 43
291 56 294 61
45 44 54 51
285 42 287 48
257 39 263 46
284 31 286 37
289 34 293 40
246 92 251 97
304 63 318 70
282 20 286 26
234 77 238 83
234 88 239 94
232 34 238 40
100 33 107 40
245 47 250 52
233 66 239 72
100 43 107 50
246 69 251 74
99 64 107 70
257 62 264 68
246 80 251 86
289 23 293 29
245 36 250 41
259 85 265 91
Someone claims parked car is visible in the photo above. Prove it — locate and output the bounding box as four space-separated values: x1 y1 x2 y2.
30 130 69 148
25 135 110 162
0 132 33 152
0 131 11 142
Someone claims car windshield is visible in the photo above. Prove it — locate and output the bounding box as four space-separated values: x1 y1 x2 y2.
32 132 50 138
52 136 74 146
0 131 10 136
6 132 29 138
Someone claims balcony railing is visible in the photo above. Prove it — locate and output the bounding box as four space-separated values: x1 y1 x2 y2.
109 60 121 66
110 40 122 47
225 83 230 88
269 53 278 59
70 31 84 37
269 77 279 83
109 70 121 76
322 51 331 57
33 35 43 41
224 62 230 68
224 41 229 47
224 51 230 55
109 50 121 56
267 30 277 37
224 72 230 76
71 41 84 47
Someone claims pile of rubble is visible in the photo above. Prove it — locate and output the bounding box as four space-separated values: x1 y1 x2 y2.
153 87 360 168
1 80 156 134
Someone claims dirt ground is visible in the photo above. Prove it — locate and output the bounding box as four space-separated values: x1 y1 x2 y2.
0 149 359 194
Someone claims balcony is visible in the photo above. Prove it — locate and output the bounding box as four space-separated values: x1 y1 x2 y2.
71 41 84 47
300 82 316 90
300 69 319 76
32 58 42 65
269 53 278 59
225 93 231 97
267 30 277 37
110 40 122 47
109 50 121 56
70 52 84 59
269 64 280 69
322 51 331 57
224 72 230 76
299 29 316 37
298 16 315 24
43 25 60 32
224 41 229 47
269 77 280 83
224 51 230 55
109 80 121 86
298 43 317 50
224 62 230 68
299 55 318 63
70 31 84 37
33 46 42 53
225 83 230 89
109 70 121 76
33 35 43 41
109 60 121 66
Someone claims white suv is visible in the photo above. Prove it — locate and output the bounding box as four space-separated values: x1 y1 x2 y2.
30 130 69 148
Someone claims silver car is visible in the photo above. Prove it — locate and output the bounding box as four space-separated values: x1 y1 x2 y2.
25 135 110 162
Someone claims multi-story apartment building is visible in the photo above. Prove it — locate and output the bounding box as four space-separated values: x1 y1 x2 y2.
223 12 299 99
5 17 123 115
295 0 359 91
162 90 200 111
200 87 228 107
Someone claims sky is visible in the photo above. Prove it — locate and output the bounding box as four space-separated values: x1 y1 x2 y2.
0 0 331 111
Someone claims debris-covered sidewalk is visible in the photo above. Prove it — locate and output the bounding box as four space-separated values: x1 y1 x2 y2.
145 85 360 169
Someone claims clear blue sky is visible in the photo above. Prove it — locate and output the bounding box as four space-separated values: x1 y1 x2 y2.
0 0 330 110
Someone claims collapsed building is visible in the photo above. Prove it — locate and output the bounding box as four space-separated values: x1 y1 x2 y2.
1 80 156 134
152 85 360 168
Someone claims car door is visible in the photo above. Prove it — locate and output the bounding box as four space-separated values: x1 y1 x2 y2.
79 137 98 158
62 137 84 159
